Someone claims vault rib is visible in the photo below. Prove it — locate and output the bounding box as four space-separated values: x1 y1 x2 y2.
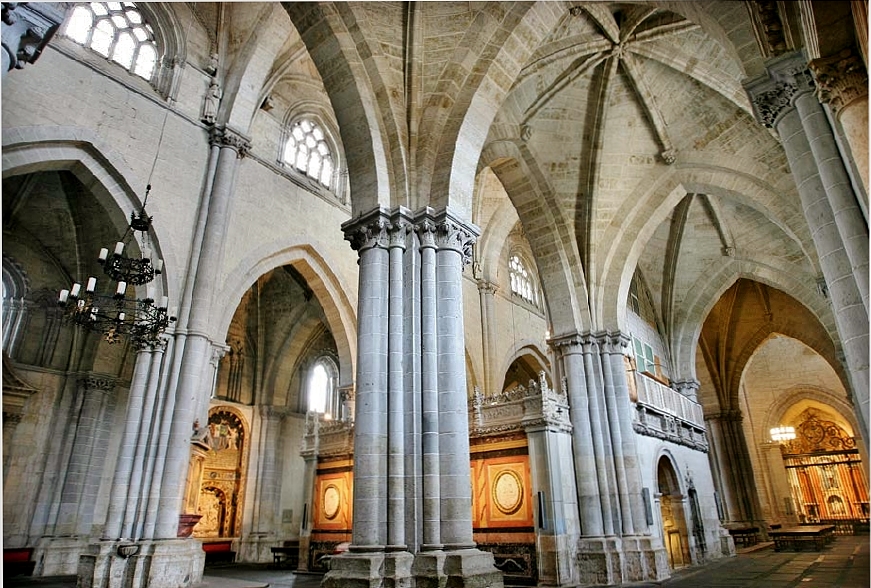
620 51 676 162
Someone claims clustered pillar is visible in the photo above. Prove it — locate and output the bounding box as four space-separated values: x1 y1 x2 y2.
745 51 870 444
552 331 668 586
324 206 502 588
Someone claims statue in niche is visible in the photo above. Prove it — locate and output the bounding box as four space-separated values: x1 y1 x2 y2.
206 52 218 76
202 77 222 124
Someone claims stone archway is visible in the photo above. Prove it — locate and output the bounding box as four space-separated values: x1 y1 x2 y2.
657 456 691 569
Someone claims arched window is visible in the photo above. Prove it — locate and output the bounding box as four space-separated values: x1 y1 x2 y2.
61 2 158 81
282 118 335 189
509 253 540 307
307 357 340 419
2 257 29 356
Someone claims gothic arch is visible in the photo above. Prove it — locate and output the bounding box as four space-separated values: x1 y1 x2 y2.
1 127 174 298
217 243 357 389
480 141 591 334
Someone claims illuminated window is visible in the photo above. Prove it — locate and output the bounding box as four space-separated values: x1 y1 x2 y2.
509 254 540 307
61 2 157 80
282 118 335 188
307 357 339 418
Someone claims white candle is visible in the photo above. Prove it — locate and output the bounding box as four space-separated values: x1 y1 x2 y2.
154 258 163 274
118 312 126 322
98 248 108 262
116 281 127 296
114 241 124 255
70 283 81 298
59 289 69 303
159 296 169 310
146 285 155 301
90 307 98 321
170 306 178 319
86 277 96 292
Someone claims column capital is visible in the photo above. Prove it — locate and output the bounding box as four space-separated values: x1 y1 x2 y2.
744 51 815 128
809 47 868 115
342 206 391 253
78 373 117 394
388 211 413 251
672 378 700 401
1 2 64 75
477 279 498 295
594 329 629 354
415 207 479 266
209 125 251 157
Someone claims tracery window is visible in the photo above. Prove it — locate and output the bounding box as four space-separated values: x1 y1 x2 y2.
282 118 335 189
509 254 540 307
307 356 339 419
61 2 157 80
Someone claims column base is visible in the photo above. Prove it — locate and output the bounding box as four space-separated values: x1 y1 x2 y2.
576 536 668 586
536 532 580 586
322 550 414 588
35 536 89 576
77 539 205 588
412 548 504 588
237 533 276 563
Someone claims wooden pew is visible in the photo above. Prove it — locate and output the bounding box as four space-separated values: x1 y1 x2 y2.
770 525 836 551
270 540 300 569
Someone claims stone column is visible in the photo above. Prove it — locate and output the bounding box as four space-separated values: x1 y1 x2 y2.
387 214 411 552
477 280 498 395
810 48 869 203
56 374 116 537
551 333 604 537
746 56 870 443
154 127 249 541
0 2 64 77
343 207 390 552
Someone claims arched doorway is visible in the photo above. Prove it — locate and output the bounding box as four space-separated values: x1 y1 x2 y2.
657 456 691 569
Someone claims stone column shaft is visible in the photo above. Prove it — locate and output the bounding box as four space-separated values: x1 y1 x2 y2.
103 350 153 539
434 211 477 550
344 209 390 550
418 220 441 549
387 218 409 550
582 338 616 536
598 334 634 536
154 129 249 539
554 336 604 536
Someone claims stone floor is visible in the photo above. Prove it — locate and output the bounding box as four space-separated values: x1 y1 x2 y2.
5 535 868 588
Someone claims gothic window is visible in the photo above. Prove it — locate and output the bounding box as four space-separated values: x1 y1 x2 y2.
282 118 335 189
307 356 339 419
61 2 158 81
509 254 540 308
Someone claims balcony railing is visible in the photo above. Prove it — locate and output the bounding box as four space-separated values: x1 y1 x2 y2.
633 373 708 451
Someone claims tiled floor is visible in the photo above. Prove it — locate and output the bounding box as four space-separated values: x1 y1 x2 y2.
6 535 868 588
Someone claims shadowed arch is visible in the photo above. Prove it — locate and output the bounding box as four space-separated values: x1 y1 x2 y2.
763 385 860 443
217 243 357 389
1 126 175 299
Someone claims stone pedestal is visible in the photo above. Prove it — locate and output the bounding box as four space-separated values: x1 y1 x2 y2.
35 536 89 576
577 536 668 586
77 539 205 588
413 549 504 588
321 551 389 588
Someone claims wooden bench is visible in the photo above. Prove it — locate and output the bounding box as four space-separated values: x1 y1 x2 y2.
270 540 300 569
3 547 36 577
770 525 836 551
202 540 235 564
727 526 759 547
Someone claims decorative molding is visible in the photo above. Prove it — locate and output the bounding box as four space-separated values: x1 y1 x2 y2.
342 207 391 253
209 125 251 157
809 48 869 114
1 2 64 74
751 81 798 128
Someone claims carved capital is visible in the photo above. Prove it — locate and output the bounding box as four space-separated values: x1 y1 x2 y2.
751 81 798 128
809 48 869 114
79 374 117 394
209 125 251 157
434 215 477 267
343 208 391 253
388 216 412 250
1 2 63 73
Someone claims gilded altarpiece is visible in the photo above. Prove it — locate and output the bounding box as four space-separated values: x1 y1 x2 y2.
194 408 249 538
781 409 869 523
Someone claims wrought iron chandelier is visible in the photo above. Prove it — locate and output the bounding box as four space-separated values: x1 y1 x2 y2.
58 185 176 346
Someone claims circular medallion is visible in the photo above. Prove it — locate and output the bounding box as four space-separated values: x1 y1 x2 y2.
492 470 523 515
323 484 341 520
